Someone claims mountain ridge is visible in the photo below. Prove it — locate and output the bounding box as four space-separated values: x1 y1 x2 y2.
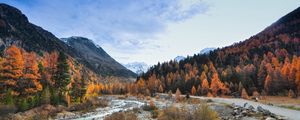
0 3 136 79
61 36 136 78
138 6 300 96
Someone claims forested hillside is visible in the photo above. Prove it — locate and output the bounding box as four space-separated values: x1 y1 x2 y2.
135 7 300 97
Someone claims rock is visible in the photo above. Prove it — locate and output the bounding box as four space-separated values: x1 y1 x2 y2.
248 105 254 111
257 106 263 112
232 110 238 116
241 110 248 116
243 102 248 107
257 106 272 116
265 117 276 120
275 115 288 120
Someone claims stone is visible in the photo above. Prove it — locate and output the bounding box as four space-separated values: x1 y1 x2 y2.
241 110 248 116
248 105 254 111
257 106 271 116
265 117 276 120
243 102 248 107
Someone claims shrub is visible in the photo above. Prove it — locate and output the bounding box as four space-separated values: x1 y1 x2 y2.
104 111 137 120
146 96 151 100
167 90 172 99
158 103 219 120
4 88 14 105
50 89 60 105
158 106 183 120
207 92 214 97
30 95 39 108
288 89 297 98
19 99 29 111
192 104 219 120
41 86 51 104
87 97 109 108
155 95 160 99
151 109 159 118
252 90 260 98
143 100 157 112
149 100 156 109
241 88 249 99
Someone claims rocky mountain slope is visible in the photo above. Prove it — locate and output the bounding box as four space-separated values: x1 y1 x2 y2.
0 3 136 79
61 37 136 77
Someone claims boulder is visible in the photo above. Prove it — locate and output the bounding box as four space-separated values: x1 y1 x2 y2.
248 105 254 111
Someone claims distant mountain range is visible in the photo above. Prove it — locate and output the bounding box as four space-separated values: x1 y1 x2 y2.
174 48 216 62
174 56 185 62
0 4 136 80
123 62 149 75
200 47 216 54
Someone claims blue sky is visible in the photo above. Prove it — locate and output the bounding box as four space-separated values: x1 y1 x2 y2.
2 0 300 65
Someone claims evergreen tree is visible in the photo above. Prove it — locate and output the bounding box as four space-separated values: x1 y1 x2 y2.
54 52 71 104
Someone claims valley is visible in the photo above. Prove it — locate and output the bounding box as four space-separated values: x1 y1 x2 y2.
0 1 300 120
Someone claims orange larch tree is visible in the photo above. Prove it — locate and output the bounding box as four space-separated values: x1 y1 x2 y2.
158 84 164 93
20 52 42 97
175 88 181 102
210 72 229 96
201 78 209 95
0 45 24 96
191 86 196 95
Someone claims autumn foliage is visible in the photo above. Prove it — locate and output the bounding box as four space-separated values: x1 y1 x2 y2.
137 31 300 98
0 45 87 111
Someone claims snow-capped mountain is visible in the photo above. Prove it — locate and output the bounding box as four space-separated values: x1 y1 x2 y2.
200 47 216 54
123 62 149 75
174 56 185 62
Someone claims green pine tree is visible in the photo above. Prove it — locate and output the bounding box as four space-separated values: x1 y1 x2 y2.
54 52 71 105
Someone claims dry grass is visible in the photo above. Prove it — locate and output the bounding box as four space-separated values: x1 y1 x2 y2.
69 97 109 112
180 97 205 104
157 103 219 120
257 96 300 110
104 111 138 120
258 96 300 105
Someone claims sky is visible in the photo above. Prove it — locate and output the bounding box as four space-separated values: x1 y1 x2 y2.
2 0 300 65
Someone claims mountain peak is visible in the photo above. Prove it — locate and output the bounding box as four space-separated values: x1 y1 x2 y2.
123 62 149 75
0 3 29 23
61 37 136 77
200 47 216 54
174 56 185 62
0 4 136 79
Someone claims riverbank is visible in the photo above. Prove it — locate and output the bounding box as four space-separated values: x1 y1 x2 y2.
55 94 295 120
2 94 298 120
